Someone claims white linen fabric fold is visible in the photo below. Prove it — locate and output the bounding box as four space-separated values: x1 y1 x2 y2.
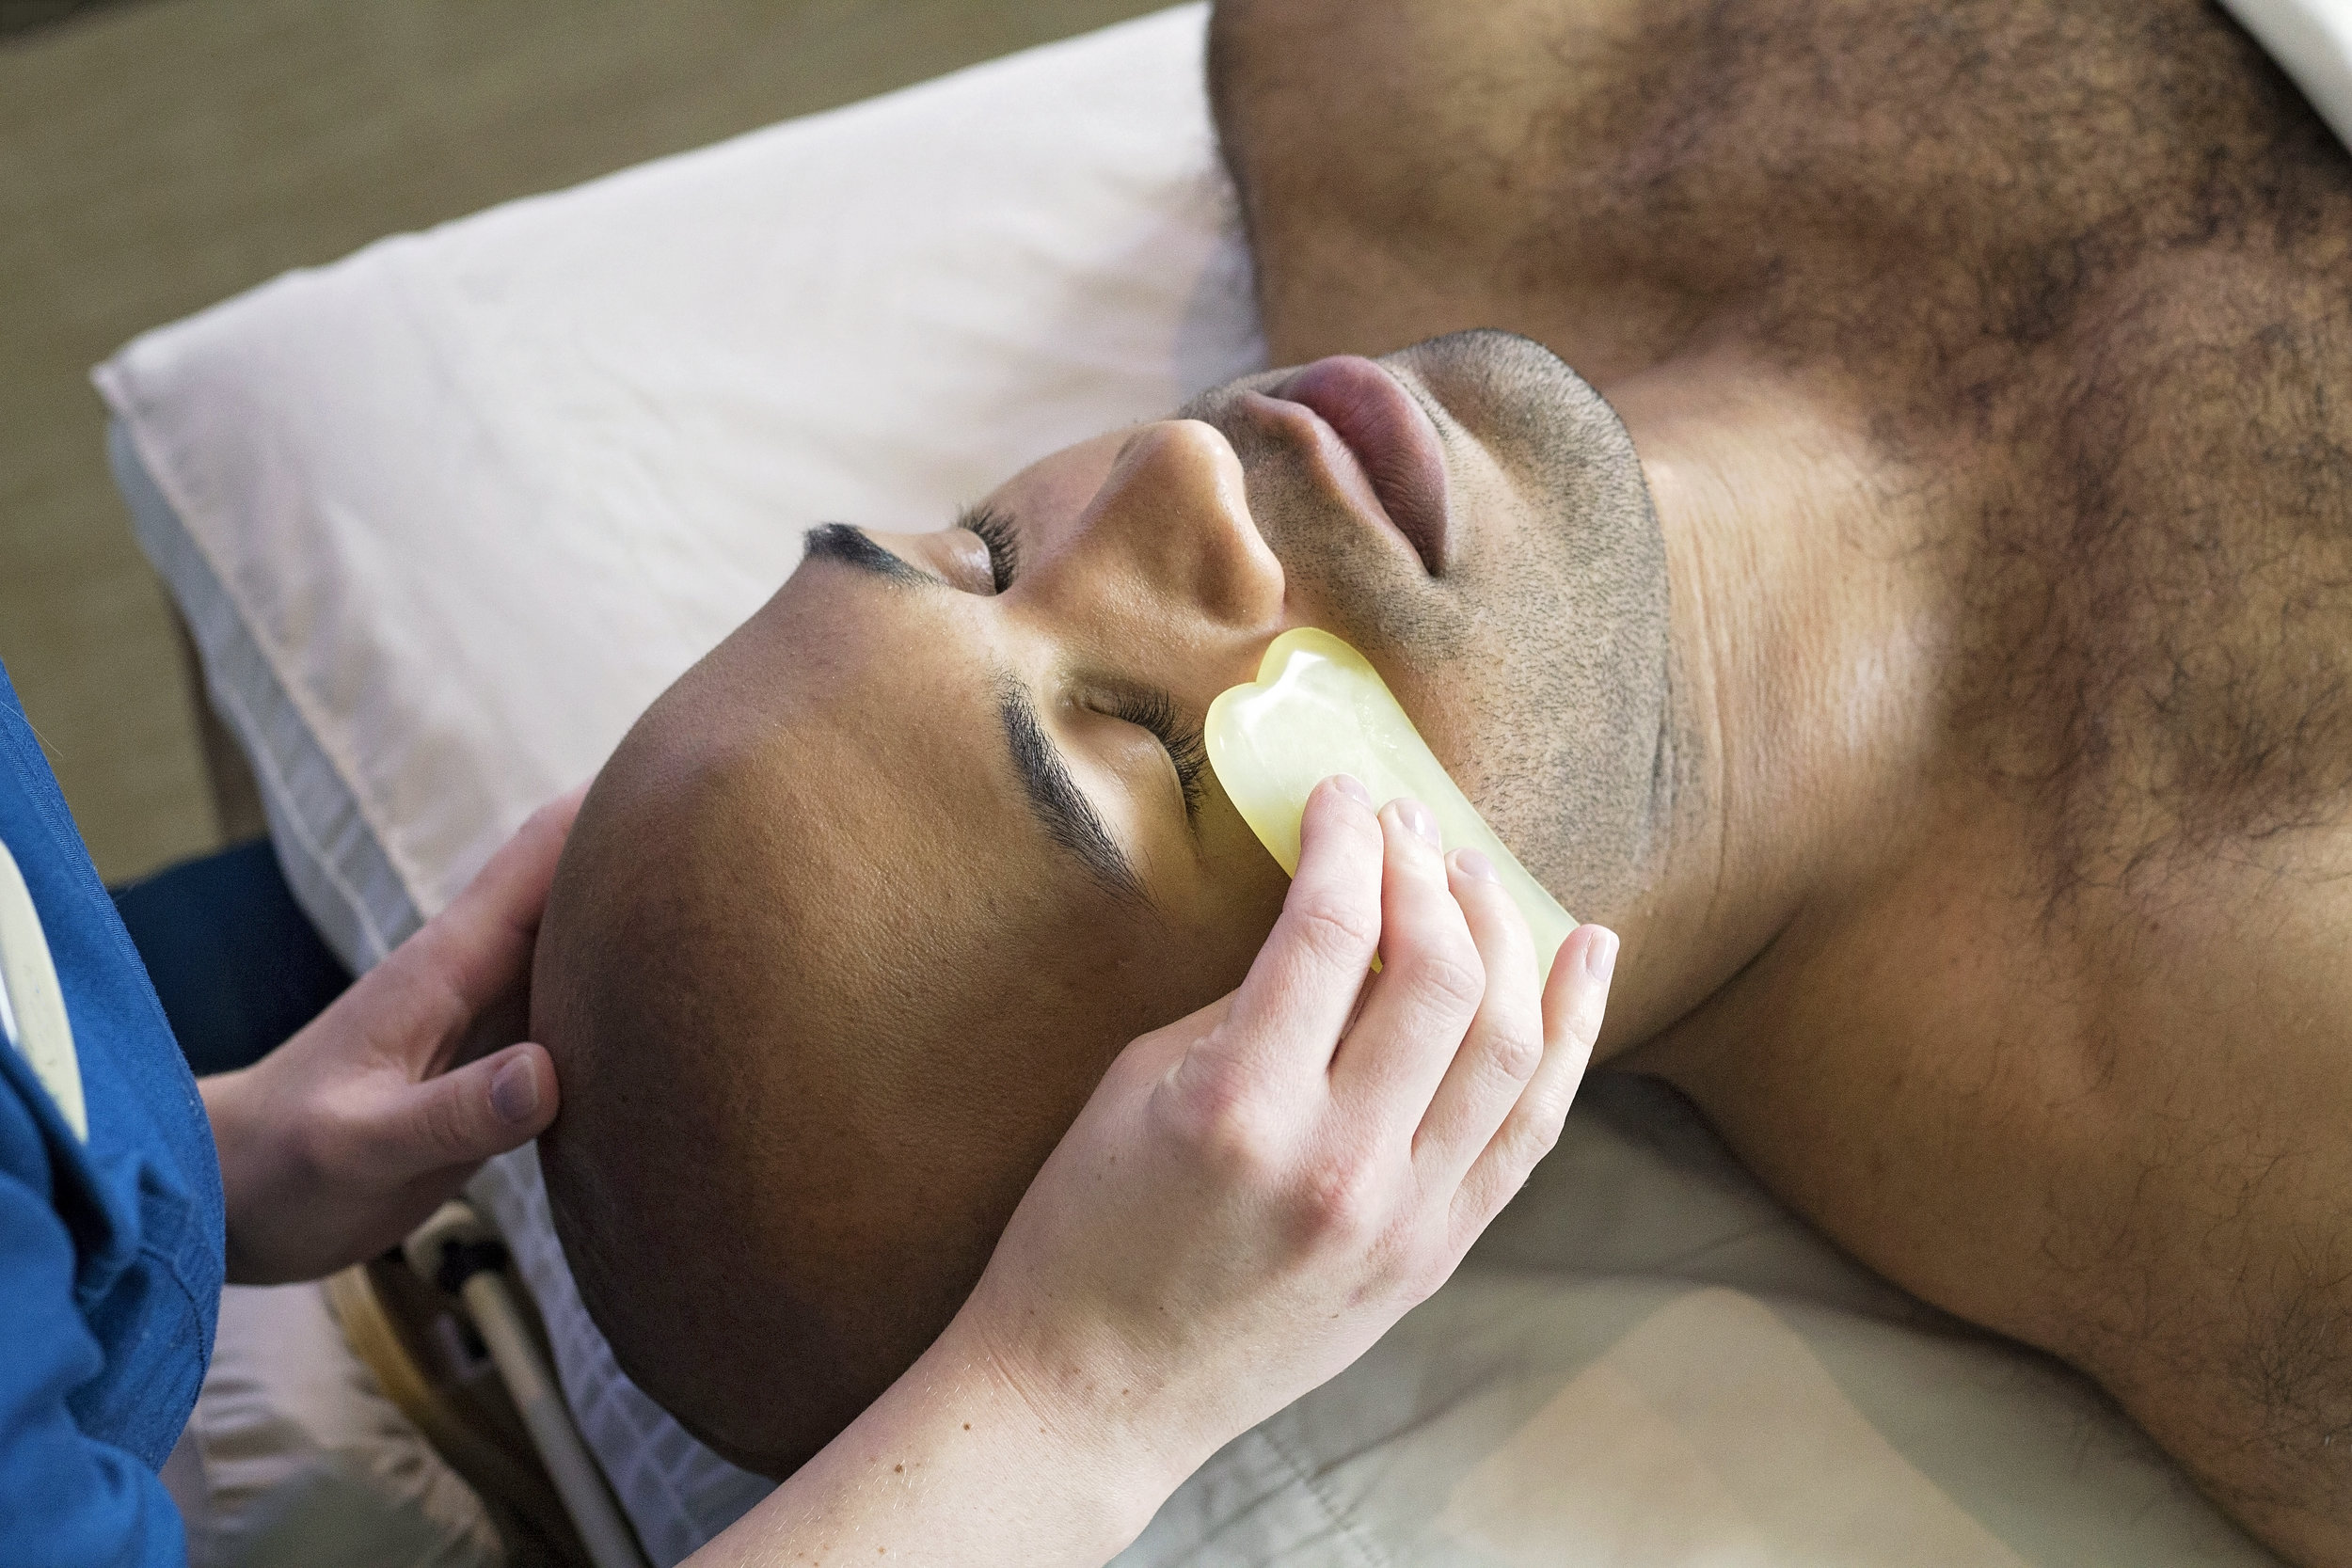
2222 0 2352 152
101 3 2323 1562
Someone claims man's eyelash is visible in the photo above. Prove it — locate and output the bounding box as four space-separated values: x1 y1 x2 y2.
960 503 1019 593
1112 689 1210 819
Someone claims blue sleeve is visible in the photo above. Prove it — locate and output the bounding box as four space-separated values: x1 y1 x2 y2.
0 1108 186 1568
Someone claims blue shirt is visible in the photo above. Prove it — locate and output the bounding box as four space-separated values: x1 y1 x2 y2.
0 661 222 1566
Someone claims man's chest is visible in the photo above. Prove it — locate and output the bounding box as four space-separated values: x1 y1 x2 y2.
1217 0 2336 403
1643 787 2352 1356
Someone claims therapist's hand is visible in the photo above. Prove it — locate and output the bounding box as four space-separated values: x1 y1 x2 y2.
201 787 584 1284
956 776 1614 1494
696 776 1613 1568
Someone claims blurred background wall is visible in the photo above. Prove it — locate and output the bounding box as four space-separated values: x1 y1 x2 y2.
0 0 1169 882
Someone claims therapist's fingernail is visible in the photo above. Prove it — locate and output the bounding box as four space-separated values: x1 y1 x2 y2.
491 1056 541 1125
1396 799 1441 847
1453 847 1499 883
1330 775 1373 808
1583 927 1620 983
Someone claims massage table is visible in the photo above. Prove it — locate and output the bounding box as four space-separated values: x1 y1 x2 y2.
103 4 2350 1562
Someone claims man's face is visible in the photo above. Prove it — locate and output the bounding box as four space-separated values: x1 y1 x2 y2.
772 327 1670 913
539 329 1670 1473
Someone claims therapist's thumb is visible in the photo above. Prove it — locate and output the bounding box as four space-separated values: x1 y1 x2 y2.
394 1041 559 1173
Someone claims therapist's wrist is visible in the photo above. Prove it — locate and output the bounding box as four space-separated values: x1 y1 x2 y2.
695 1313 1179 1568
919 1311 1188 1554
200 1066 289 1283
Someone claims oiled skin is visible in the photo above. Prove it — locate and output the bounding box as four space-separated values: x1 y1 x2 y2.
1212 0 2352 1558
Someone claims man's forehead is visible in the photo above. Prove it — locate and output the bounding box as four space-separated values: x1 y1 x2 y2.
728 574 1118 924
695 718 1064 1036
727 619 1002 846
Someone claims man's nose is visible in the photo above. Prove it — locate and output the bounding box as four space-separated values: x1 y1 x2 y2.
1057 420 1286 633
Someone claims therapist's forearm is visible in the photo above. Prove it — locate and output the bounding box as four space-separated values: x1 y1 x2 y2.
684 1318 1177 1568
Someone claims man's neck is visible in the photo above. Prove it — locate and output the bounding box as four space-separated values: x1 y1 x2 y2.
1588 349 1955 1058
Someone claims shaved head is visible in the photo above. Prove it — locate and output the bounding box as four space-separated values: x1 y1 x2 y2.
532 592 1268 1473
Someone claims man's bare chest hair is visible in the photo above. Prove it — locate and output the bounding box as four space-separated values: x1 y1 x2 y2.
1216 0 2352 910
1222 12 2352 1549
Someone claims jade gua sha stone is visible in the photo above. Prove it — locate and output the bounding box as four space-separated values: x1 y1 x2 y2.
1204 628 1577 982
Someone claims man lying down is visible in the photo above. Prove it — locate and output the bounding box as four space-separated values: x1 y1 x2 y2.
532 0 2352 1561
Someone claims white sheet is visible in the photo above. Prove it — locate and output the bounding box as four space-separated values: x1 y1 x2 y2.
102 4 2302 1563
2222 0 2352 152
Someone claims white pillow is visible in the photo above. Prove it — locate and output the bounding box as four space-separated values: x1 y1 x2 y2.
100 3 1260 971
100 6 2292 1565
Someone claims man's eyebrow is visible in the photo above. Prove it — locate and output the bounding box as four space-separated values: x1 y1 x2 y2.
997 681 1145 902
802 522 941 586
